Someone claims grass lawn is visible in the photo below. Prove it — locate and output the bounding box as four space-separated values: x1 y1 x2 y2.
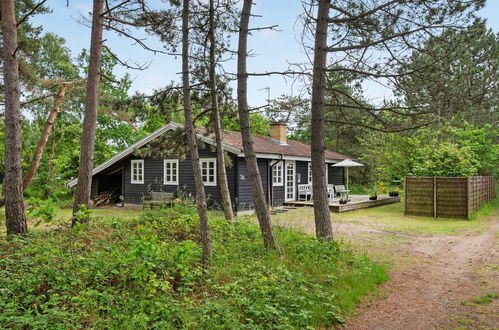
0 204 387 328
264 199 498 236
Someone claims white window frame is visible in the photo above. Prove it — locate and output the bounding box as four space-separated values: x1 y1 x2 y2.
200 158 217 186
163 159 179 185
272 161 284 186
131 159 144 184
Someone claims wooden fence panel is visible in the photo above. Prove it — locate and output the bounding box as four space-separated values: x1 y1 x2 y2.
436 177 468 219
405 177 434 217
405 176 495 219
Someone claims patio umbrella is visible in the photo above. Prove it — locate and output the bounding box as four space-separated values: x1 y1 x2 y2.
332 159 364 194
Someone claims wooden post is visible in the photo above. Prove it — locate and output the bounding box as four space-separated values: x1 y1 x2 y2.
404 176 407 215
433 176 437 218
466 177 470 220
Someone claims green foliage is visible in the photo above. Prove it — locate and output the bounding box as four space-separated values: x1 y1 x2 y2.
27 198 60 226
0 206 387 328
347 184 370 195
470 197 499 221
361 123 498 185
470 292 498 305
223 112 270 136
397 22 498 126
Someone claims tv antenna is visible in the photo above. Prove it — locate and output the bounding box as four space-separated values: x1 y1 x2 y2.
258 86 270 103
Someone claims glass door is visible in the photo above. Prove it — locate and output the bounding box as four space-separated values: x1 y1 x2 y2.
285 161 295 201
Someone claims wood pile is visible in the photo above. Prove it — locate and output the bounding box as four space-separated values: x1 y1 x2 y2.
91 190 120 207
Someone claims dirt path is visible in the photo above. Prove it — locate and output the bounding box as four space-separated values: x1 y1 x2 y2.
341 215 499 329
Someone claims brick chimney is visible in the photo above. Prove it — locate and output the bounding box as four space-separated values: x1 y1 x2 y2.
270 122 287 144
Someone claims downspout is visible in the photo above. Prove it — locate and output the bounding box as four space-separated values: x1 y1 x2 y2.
235 156 239 212
269 154 284 208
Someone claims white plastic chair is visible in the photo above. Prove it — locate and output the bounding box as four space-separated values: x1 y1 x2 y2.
327 184 335 202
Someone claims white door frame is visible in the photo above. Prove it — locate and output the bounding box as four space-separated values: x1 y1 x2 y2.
285 161 296 201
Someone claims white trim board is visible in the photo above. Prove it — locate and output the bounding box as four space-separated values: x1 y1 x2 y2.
240 153 342 163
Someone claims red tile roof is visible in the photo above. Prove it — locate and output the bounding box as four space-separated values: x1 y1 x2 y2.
195 127 348 161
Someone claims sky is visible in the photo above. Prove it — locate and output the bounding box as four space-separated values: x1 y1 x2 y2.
31 0 499 108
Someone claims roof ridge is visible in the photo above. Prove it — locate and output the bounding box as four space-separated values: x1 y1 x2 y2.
182 123 346 156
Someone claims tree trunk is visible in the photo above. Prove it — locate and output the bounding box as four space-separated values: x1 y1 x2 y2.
0 83 75 207
1 0 28 235
23 84 68 189
311 0 333 241
183 0 213 263
335 125 340 150
209 0 234 222
0 83 73 208
46 137 57 195
72 0 104 223
237 0 278 250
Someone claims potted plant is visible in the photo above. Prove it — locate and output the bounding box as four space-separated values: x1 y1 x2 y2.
339 197 348 204
389 189 399 197
369 188 378 200
388 179 401 197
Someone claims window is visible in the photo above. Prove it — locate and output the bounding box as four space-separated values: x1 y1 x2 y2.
164 159 179 185
200 158 216 186
308 163 328 184
272 161 283 186
131 159 144 184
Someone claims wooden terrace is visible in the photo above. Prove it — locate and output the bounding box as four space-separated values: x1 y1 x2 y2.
284 195 400 213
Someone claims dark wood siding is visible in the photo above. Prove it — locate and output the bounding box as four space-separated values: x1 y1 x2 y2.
296 161 308 186
123 148 237 206
269 161 285 207
328 166 345 185
236 157 269 211
296 161 345 185
272 185 285 206
90 176 99 199
92 146 344 210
